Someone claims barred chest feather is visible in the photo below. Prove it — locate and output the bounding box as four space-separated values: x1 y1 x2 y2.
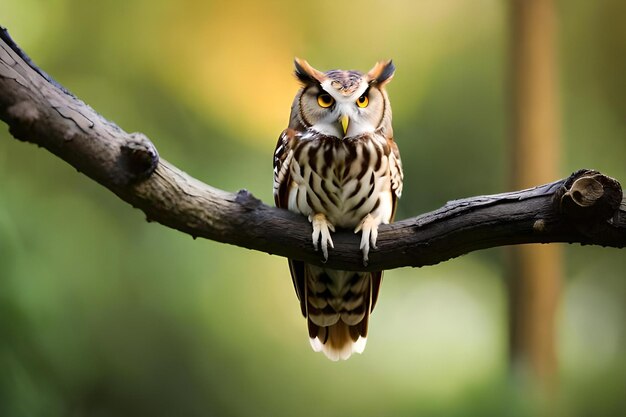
286 132 394 228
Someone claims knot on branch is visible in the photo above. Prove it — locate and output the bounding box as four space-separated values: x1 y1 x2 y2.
235 189 263 211
119 133 159 183
557 169 622 221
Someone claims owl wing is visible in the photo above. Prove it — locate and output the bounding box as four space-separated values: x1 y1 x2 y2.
388 137 404 221
370 138 403 311
273 129 294 207
273 129 308 317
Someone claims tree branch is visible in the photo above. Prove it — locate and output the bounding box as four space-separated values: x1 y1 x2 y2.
0 28 624 272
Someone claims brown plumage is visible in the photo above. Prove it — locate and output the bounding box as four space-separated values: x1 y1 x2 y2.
273 58 403 360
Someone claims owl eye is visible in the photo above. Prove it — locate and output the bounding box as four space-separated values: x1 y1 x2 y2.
356 94 369 108
317 93 334 108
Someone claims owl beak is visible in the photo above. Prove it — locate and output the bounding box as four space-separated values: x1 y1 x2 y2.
340 115 349 137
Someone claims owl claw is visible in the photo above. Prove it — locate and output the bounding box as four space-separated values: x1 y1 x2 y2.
309 213 335 261
355 214 379 266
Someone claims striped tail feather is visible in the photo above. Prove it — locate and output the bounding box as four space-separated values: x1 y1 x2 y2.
304 265 377 361
308 313 369 361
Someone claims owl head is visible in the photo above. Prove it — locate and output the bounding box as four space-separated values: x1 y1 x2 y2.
289 58 395 139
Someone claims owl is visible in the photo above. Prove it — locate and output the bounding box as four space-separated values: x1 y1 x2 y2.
273 58 403 360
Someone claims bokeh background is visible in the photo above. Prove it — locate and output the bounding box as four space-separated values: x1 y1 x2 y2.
0 0 624 416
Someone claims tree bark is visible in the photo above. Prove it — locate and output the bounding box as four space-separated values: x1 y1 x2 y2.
0 27 625 273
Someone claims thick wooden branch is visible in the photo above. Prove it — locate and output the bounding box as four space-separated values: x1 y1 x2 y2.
1 28 624 272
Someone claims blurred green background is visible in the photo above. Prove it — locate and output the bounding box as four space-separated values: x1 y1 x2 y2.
0 0 624 416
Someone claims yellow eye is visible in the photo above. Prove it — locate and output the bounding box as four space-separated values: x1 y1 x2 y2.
356 94 369 108
317 93 334 108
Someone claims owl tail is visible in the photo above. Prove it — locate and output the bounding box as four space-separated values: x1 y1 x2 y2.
304 267 378 361
307 317 369 361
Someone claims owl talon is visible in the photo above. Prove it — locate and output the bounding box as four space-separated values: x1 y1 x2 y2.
309 213 335 261
355 214 380 266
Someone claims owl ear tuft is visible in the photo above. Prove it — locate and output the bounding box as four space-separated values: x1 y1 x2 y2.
294 58 326 84
367 60 395 86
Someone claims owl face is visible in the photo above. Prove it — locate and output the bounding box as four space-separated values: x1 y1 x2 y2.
290 58 395 139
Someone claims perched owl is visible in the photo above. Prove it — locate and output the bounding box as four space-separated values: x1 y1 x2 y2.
273 59 403 360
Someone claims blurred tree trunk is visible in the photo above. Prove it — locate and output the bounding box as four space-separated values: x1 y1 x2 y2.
508 0 561 388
